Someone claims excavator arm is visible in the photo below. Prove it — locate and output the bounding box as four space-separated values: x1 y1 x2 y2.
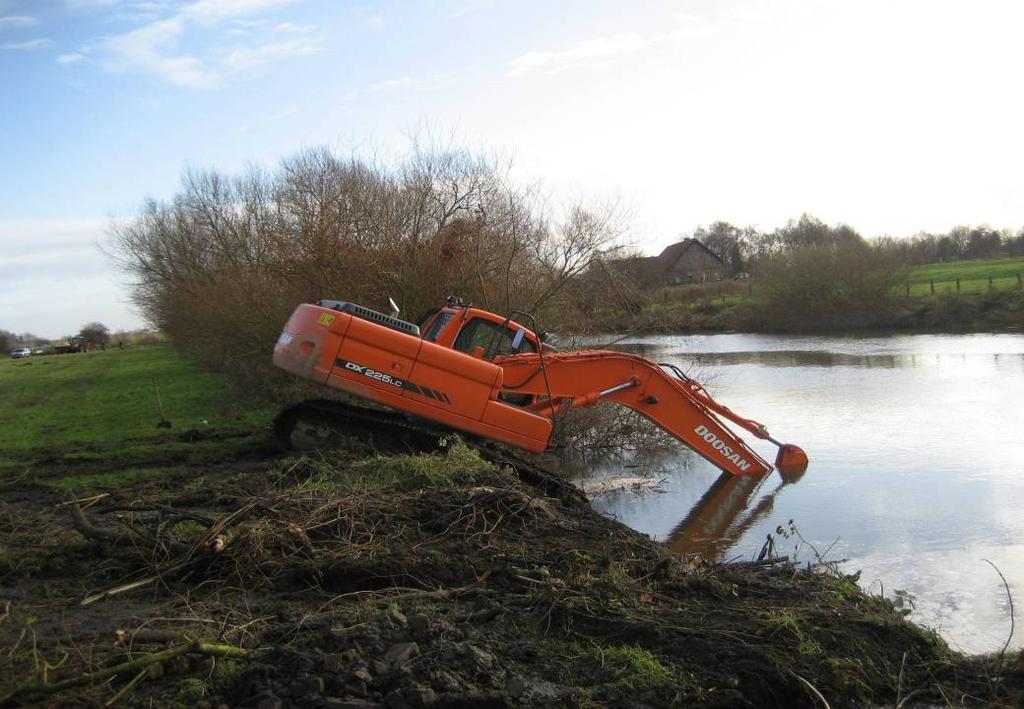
493 350 806 477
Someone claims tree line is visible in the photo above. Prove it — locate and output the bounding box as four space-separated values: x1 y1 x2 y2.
577 213 1024 332
113 142 1024 362
1 323 106 355
0 324 163 356
690 215 1024 278
565 214 913 331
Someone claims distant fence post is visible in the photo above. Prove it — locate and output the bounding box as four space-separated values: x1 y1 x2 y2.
1018 273 1023 290
905 282 910 296
956 277 961 293
989 276 993 291
930 280 935 294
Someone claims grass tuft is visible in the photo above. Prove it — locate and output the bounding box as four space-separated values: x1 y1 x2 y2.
283 437 504 493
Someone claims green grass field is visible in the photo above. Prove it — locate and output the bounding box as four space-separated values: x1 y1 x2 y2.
0 345 272 454
905 256 1024 295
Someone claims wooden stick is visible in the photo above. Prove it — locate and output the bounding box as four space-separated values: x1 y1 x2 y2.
2 640 246 702
982 558 1015 660
103 667 148 707
81 576 161 607
793 673 831 709
56 493 110 509
152 377 170 427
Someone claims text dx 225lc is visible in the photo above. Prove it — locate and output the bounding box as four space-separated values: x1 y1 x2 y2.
272 296 808 481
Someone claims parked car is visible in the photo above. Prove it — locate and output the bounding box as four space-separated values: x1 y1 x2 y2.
9 347 32 358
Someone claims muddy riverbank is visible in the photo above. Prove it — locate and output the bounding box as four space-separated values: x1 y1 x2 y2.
1 427 1021 708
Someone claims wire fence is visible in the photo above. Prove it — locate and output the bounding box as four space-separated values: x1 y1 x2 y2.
647 271 1024 307
903 273 1024 296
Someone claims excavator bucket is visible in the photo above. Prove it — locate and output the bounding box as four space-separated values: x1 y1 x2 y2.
774 444 809 480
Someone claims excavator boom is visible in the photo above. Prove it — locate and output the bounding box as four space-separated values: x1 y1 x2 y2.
492 350 773 476
273 299 807 477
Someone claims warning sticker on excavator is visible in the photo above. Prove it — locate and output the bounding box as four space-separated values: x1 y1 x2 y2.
317 313 335 326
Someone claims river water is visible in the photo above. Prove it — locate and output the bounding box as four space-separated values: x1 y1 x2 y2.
573 333 1024 654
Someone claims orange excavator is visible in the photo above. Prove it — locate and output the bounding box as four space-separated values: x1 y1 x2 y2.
273 297 807 479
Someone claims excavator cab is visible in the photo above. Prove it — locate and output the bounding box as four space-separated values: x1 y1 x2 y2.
418 301 542 360
453 318 537 358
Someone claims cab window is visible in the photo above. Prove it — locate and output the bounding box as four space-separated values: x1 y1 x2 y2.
423 311 453 342
453 318 536 357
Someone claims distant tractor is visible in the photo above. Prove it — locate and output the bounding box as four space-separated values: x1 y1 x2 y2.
51 336 86 355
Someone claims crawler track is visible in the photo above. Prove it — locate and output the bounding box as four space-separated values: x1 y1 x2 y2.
272 398 585 502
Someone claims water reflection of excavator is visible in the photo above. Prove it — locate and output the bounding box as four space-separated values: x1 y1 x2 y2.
668 466 806 560
273 297 808 478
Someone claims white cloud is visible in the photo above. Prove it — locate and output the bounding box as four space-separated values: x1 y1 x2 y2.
103 16 186 57
364 14 384 27
223 36 318 71
268 103 298 120
448 0 493 20
272 21 315 34
66 1 173 23
0 15 36 30
728 2 772 23
339 69 462 105
673 11 701 24
505 13 718 80
229 18 272 29
100 16 221 88
506 33 651 77
66 0 122 9
183 0 297 22
371 76 416 91
90 0 319 89
57 52 85 63
3 38 52 50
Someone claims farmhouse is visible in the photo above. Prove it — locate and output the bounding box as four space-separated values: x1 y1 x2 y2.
607 238 727 287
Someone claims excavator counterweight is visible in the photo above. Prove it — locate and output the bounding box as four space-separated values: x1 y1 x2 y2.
273 299 808 478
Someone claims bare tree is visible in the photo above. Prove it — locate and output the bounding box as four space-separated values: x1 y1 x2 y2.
79 322 110 347
111 143 625 385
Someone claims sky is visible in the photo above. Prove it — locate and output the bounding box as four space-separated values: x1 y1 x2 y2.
2 0 1023 338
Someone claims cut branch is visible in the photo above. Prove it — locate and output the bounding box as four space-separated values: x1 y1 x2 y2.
2 640 247 703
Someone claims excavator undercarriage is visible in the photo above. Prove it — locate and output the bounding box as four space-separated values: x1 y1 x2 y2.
271 397 586 502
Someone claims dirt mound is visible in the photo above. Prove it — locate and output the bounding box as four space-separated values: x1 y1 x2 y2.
1 435 1020 708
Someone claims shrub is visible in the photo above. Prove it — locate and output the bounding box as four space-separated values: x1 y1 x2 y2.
113 145 623 392
753 240 907 331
